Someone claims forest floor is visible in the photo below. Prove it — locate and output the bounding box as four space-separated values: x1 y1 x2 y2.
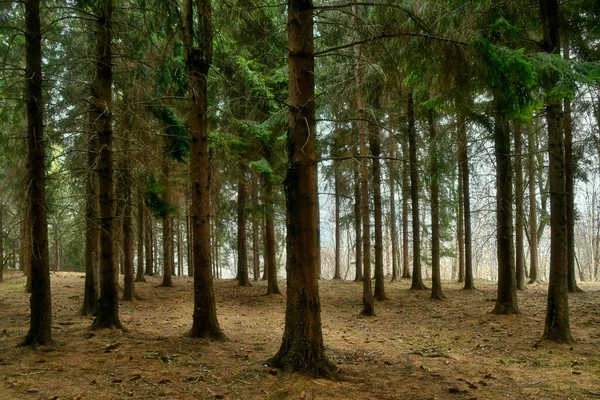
1 270 600 400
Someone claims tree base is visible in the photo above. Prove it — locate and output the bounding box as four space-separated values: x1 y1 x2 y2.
409 283 429 290
431 291 447 300
360 304 376 316
268 352 337 379
543 329 574 344
91 316 125 331
492 304 519 315
19 333 56 350
186 327 226 341
374 294 389 302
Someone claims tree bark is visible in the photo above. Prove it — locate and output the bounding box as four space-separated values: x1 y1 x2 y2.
429 110 445 300
251 174 260 281
21 0 54 346
121 131 137 300
145 209 154 276
333 155 342 280
136 184 146 283
528 128 539 283
401 126 411 279
457 147 465 283
268 0 335 377
541 0 573 342
353 163 363 282
160 158 174 287
492 100 519 315
237 169 251 286
515 125 526 290
457 115 475 289
388 135 399 282
408 92 426 290
0 205 3 282
182 0 224 340
263 149 281 295
369 111 386 301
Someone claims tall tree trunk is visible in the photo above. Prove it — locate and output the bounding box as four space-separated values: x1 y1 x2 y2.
177 213 183 277
515 125 526 290
136 184 146 283
401 128 411 279
528 128 539 283
388 136 399 282
408 92 426 290
370 112 386 301
429 110 445 300
21 0 54 346
492 101 519 315
268 0 335 377
457 149 465 283
262 209 268 281
121 128 136 301
333 157 342 280
145 209 154 276
458 115 475 289
186 189 193 277
182 0 224 340
541 0 573 342
0 205 3 282
251 174 260 281
161 158 174 287
81 124 99 314
563 32 582 293
91 0 122 330
237 169 251 286
263 150 281 295
353 164 363 282
22 189 32 292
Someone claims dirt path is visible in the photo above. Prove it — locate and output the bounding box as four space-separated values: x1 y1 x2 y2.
1 270 599 399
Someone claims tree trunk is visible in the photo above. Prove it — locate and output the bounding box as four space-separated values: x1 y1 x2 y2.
353 164 363 282
515 125 526 290
182 0 224 340
528 128 539 283
0 205 3 282
492 101 519 315
563 33 582 293
333 157 342 280
22 191 32 293
81 122 99 315
177 213 183 277
429 110 445 300
408 92 426 290
387 136 399 282
262 209 268 281
458 115 475 289
136 184 146 283
262 150 281 295
145 209 154 276
161 158 174 287
237 170 251 286
251 174 260 281
91 0 123 330
121 132 136 301
186 189 193 277
541 0 573 342
268 0 335 377
457 148 465 283
21 0 54 346
369 112 386 301
401 127 411 279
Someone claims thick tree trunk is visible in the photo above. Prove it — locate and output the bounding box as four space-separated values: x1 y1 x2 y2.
237 170 251 286
81 125 99 315
540 0 572 342
458 115 475 289
528 128 539 283
182 0 224 340
429 110 445 300
91 0 123 330
21 0 54 346
161 159 174 287
268 0 335 377
492 101 519 315
408 92 426 290
515 126 526 290
369 114 386 301
353 164 363 282
136 185 146 283
251 174 260 281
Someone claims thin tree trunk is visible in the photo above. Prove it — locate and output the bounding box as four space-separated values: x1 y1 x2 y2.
492 101 518 315
458 115 475 289
186 189 193 277
237 170 251 286
353 164 363 282
457 150 465 283
145 209 154 276
21 0 54 346
136 184 146 283
268 0 335 376
182 0 224 340
251 174 260 281
333 157 342 280
0 206 3 282
528 128 539 283
388 136 399 282
401 128 411 279
121 133 136 300
429 110 445 300
263 150 281 295
369 110 386 301
160 158 174 287
408 92 426 290
262 208 268 281
177 213 183 277
515 125 526 290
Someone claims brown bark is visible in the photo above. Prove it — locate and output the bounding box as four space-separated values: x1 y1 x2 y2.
401 127 411 279
388 137 399 282
121 131 137 301
458 115 475 290
251 174 260 281
160 158 174 287
408 92 426 290
177 213 183 277
353 164 363 282
492 101 518 315
136 185 146 283
21 0 54 347
183 0 224 340
268 0 335 377
81 124 99 315
91 0 123 330
186 189 193 277
0 205 3 282
333 156 342 280
22 192 32 292
541 0 573 342
262 150 281 295
528 128 539 283
369 111 386 301
457 150 465 283
429 110 445 300
145 209 154 276
237 170 251 286
515 125 526 290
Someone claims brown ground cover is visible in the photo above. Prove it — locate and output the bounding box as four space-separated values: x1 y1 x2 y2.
1 270 599 399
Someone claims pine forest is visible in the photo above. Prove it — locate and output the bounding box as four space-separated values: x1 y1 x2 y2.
1 0 600 398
